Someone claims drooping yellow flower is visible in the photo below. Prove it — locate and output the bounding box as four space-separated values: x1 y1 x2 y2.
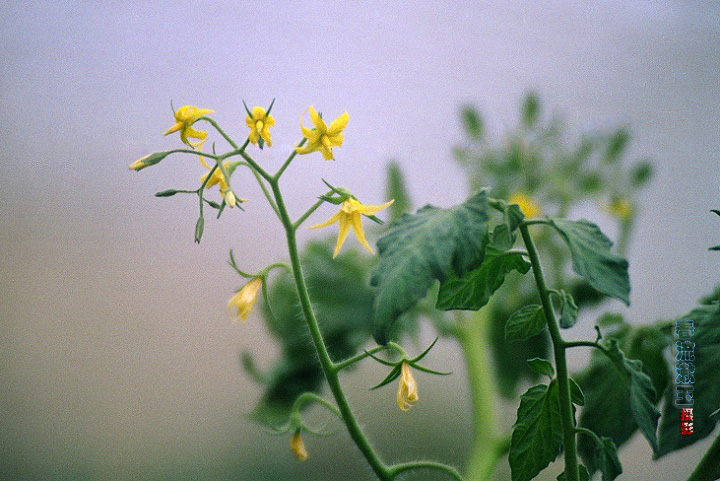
295 106 349 160
290 432 308 462
199 158 245 207
228 278 263 323
309 197 394 258
246 106 275 147
606 198 633 221
164 105 215 148
397 362 419 412
509 192 541 219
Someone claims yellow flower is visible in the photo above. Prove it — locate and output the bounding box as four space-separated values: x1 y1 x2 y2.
199 158 245 208
606 198 633 221
290 432 308 462
397 362 419 412
129 155 151 171
295 106 349 160
246 106 275 147
509 192 541 218
228 278 262 323
309 197 394 258
164 105 215 148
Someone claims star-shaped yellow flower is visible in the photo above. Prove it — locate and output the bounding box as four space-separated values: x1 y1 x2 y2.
310 197 393 258
246 106 275 147
199 158 244 207
164 105 215 148
295 106 348 160
397 361 419 412
509 192 541 219
228 278 262 322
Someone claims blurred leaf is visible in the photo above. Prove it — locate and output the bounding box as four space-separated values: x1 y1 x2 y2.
548 219 630 305
593 437 623 481
559 290 579 328
527 358 554 378
505 304 546 341
604 127 630 163
371 191 490 344
385 161 412 224
578 172 603 194
522 93 540 128
436 246 530 311
509 382 563 481
630 161 653 186
657 302 720 456
461 105 484 140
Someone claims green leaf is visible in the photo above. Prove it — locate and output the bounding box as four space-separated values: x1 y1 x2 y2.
527 358 554 378
557 465 590 481
594 437 623 481
505 305 546 342
657 302 720 456
491 203 524 251
461 105 484 140
436 246 530 311
569 378 585 406
371 191 490 344
509 382 563 481
606 340 660 452
547 219 630 305
559 290 579 328
630 161 653 186
194 216 204 244
385 161 412 224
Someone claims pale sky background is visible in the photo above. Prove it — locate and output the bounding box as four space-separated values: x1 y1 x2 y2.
1 1 719 480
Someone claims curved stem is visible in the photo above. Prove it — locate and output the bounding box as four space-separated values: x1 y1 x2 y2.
269 178 391 481
293 392 342 419
389 461 465 481
203 117 241 150
563 340 609 354
334 343 405 373
456 307 504 480
520 224 580 481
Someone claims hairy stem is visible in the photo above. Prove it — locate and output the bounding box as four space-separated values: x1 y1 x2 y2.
520 224 580 481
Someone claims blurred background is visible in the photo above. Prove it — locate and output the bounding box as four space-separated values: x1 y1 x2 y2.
1 1 719 480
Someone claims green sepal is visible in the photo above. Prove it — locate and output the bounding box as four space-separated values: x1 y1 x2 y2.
370 364 402 390
559 290 579 328
547 219 630 305
527 358 554 379
194 216 204 244
505 304 547 342
371 191 490 344
437 245 530 311
155 189 180 197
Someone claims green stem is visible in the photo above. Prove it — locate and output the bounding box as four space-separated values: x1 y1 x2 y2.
274 137 307 180
563 340 609 355
456 307 504 480
269 178 391 481
687 432 720 481
389 461 465 481
294 190 334 229
203 117 241 150
520 224 580 481
334 343 405 372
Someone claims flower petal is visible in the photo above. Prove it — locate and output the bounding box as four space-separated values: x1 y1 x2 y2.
327 111 349 136
248 129 260 145
320 146 335 160
333 214 351 258
308 106 327 132
350 211 374 254
327 133 344 147
356 199 394 216
308 211 341 229
251 106 265 120
260 128 272 147
164 122 183 136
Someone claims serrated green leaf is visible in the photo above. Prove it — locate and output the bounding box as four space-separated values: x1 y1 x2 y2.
505 304 546 341
594 437 623 481
385 161 412 224
559 290 579 328
436 246 530 311
527 358 554 378
557 465 590 481
371 191 490 344
657 302 720 456
548 219 630 305
606 340 660 452
509 382 563 481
